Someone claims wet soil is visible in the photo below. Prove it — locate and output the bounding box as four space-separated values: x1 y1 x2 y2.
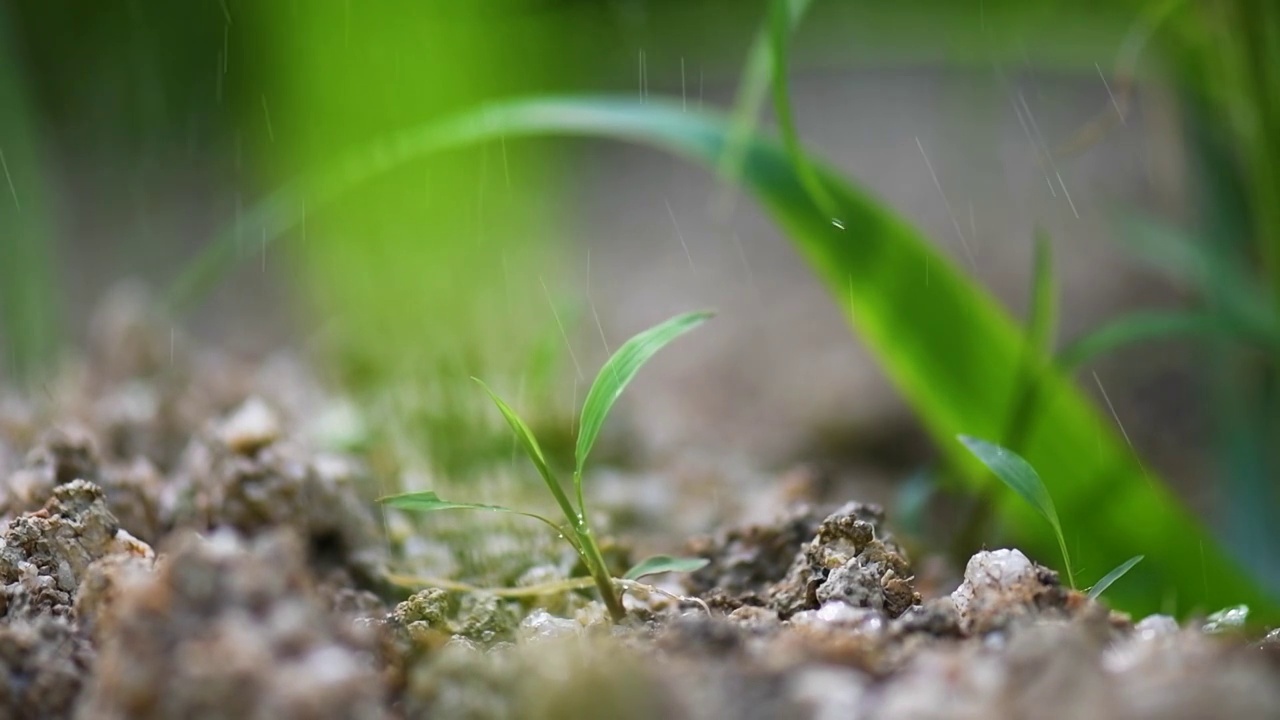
2 290 1278 719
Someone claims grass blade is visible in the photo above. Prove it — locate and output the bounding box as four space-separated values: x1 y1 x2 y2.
473 378 580 526
717 0 814 208
1057 310 1238 372
0 7 61 386
379 490 570 537
1028 230 1059 357
623 555 710 580
767 0 835 217
1088 555 1144 599
999 230 1060 452
959 434 1074 587
176 96 1280 621
575 310 713 479
1117 213 1280 349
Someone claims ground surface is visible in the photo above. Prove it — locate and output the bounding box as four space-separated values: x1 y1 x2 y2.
0 291 1277 720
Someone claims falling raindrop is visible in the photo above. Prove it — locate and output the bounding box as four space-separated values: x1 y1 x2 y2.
831 218 845 230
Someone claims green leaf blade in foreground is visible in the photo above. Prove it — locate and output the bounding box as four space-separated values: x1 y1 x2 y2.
623 555 710 581
959 435 1075 587
1088 555 1144 600
575 310 713 478
184 96 1280 621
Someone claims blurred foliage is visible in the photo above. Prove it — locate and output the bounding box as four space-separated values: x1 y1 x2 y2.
0 5 60 387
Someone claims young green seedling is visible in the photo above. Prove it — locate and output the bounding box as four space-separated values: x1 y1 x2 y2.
1087 554 1144 600
958 434 1076 587
958 435 1145 596
381 310 714 622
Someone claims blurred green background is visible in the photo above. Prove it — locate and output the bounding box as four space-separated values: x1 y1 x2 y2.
2 0 1278 620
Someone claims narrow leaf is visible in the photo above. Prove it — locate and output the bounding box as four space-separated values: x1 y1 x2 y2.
1057 310 1233 372
623 555 710 580
1027 230 1058 357
381 490 521 514
1118 213 1280 349
717 0 814 204
575 311 713 479
958 435 1061 528
767 0 835 217
473 378 581 526
0 11 62 386
959 434 1074 587
379 491 567 537
1000 230 1059 451
1087 555 1144 599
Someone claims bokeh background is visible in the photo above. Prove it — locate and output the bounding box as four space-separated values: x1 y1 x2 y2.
3 0 1278 619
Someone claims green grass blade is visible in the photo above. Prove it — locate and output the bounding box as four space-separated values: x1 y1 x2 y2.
959 434 1074 587
767 0 836 218
1028 230 1059 357
1088 554 1144 600
1000 230 1060 452
379 490 570 539
177 96 1280 621
0 7 61 386
623 555 710 581
1117 213 1280 348
717 0 814 206
473 378 580 527
1057 310 1238 372
574 310 713 480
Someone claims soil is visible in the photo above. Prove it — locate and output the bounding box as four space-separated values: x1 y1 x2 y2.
2 290 1279 719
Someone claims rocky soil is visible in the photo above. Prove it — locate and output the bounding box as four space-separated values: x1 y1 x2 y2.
1 290 1278 719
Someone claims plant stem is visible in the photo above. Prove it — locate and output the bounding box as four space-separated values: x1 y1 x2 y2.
574 523 626 622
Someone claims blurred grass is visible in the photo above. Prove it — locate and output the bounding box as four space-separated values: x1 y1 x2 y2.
246 1 591 477
0 4 60 387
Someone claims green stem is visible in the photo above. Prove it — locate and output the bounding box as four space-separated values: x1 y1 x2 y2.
1055 528 1077 589
574 521 625 622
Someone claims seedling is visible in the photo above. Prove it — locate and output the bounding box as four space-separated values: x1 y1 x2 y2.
959 435 1143 596
381 310 714 622
1087 554 1145 600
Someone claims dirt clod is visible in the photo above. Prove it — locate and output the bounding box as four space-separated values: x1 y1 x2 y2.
767 501 918 619
169 412 382 585
78 529 384 720
1 426 100 519
0 615 94 720
0 480 152 621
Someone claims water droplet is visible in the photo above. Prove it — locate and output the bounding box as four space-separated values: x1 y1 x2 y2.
831 218 845 230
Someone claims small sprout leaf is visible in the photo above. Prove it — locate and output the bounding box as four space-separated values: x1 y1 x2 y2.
623 555 710 580
958 435 1061 529
958 434 1075 588
1087 555 1144 599
378 491 568 536
576 311 713 478
380 490 517 514
474 378 581 524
